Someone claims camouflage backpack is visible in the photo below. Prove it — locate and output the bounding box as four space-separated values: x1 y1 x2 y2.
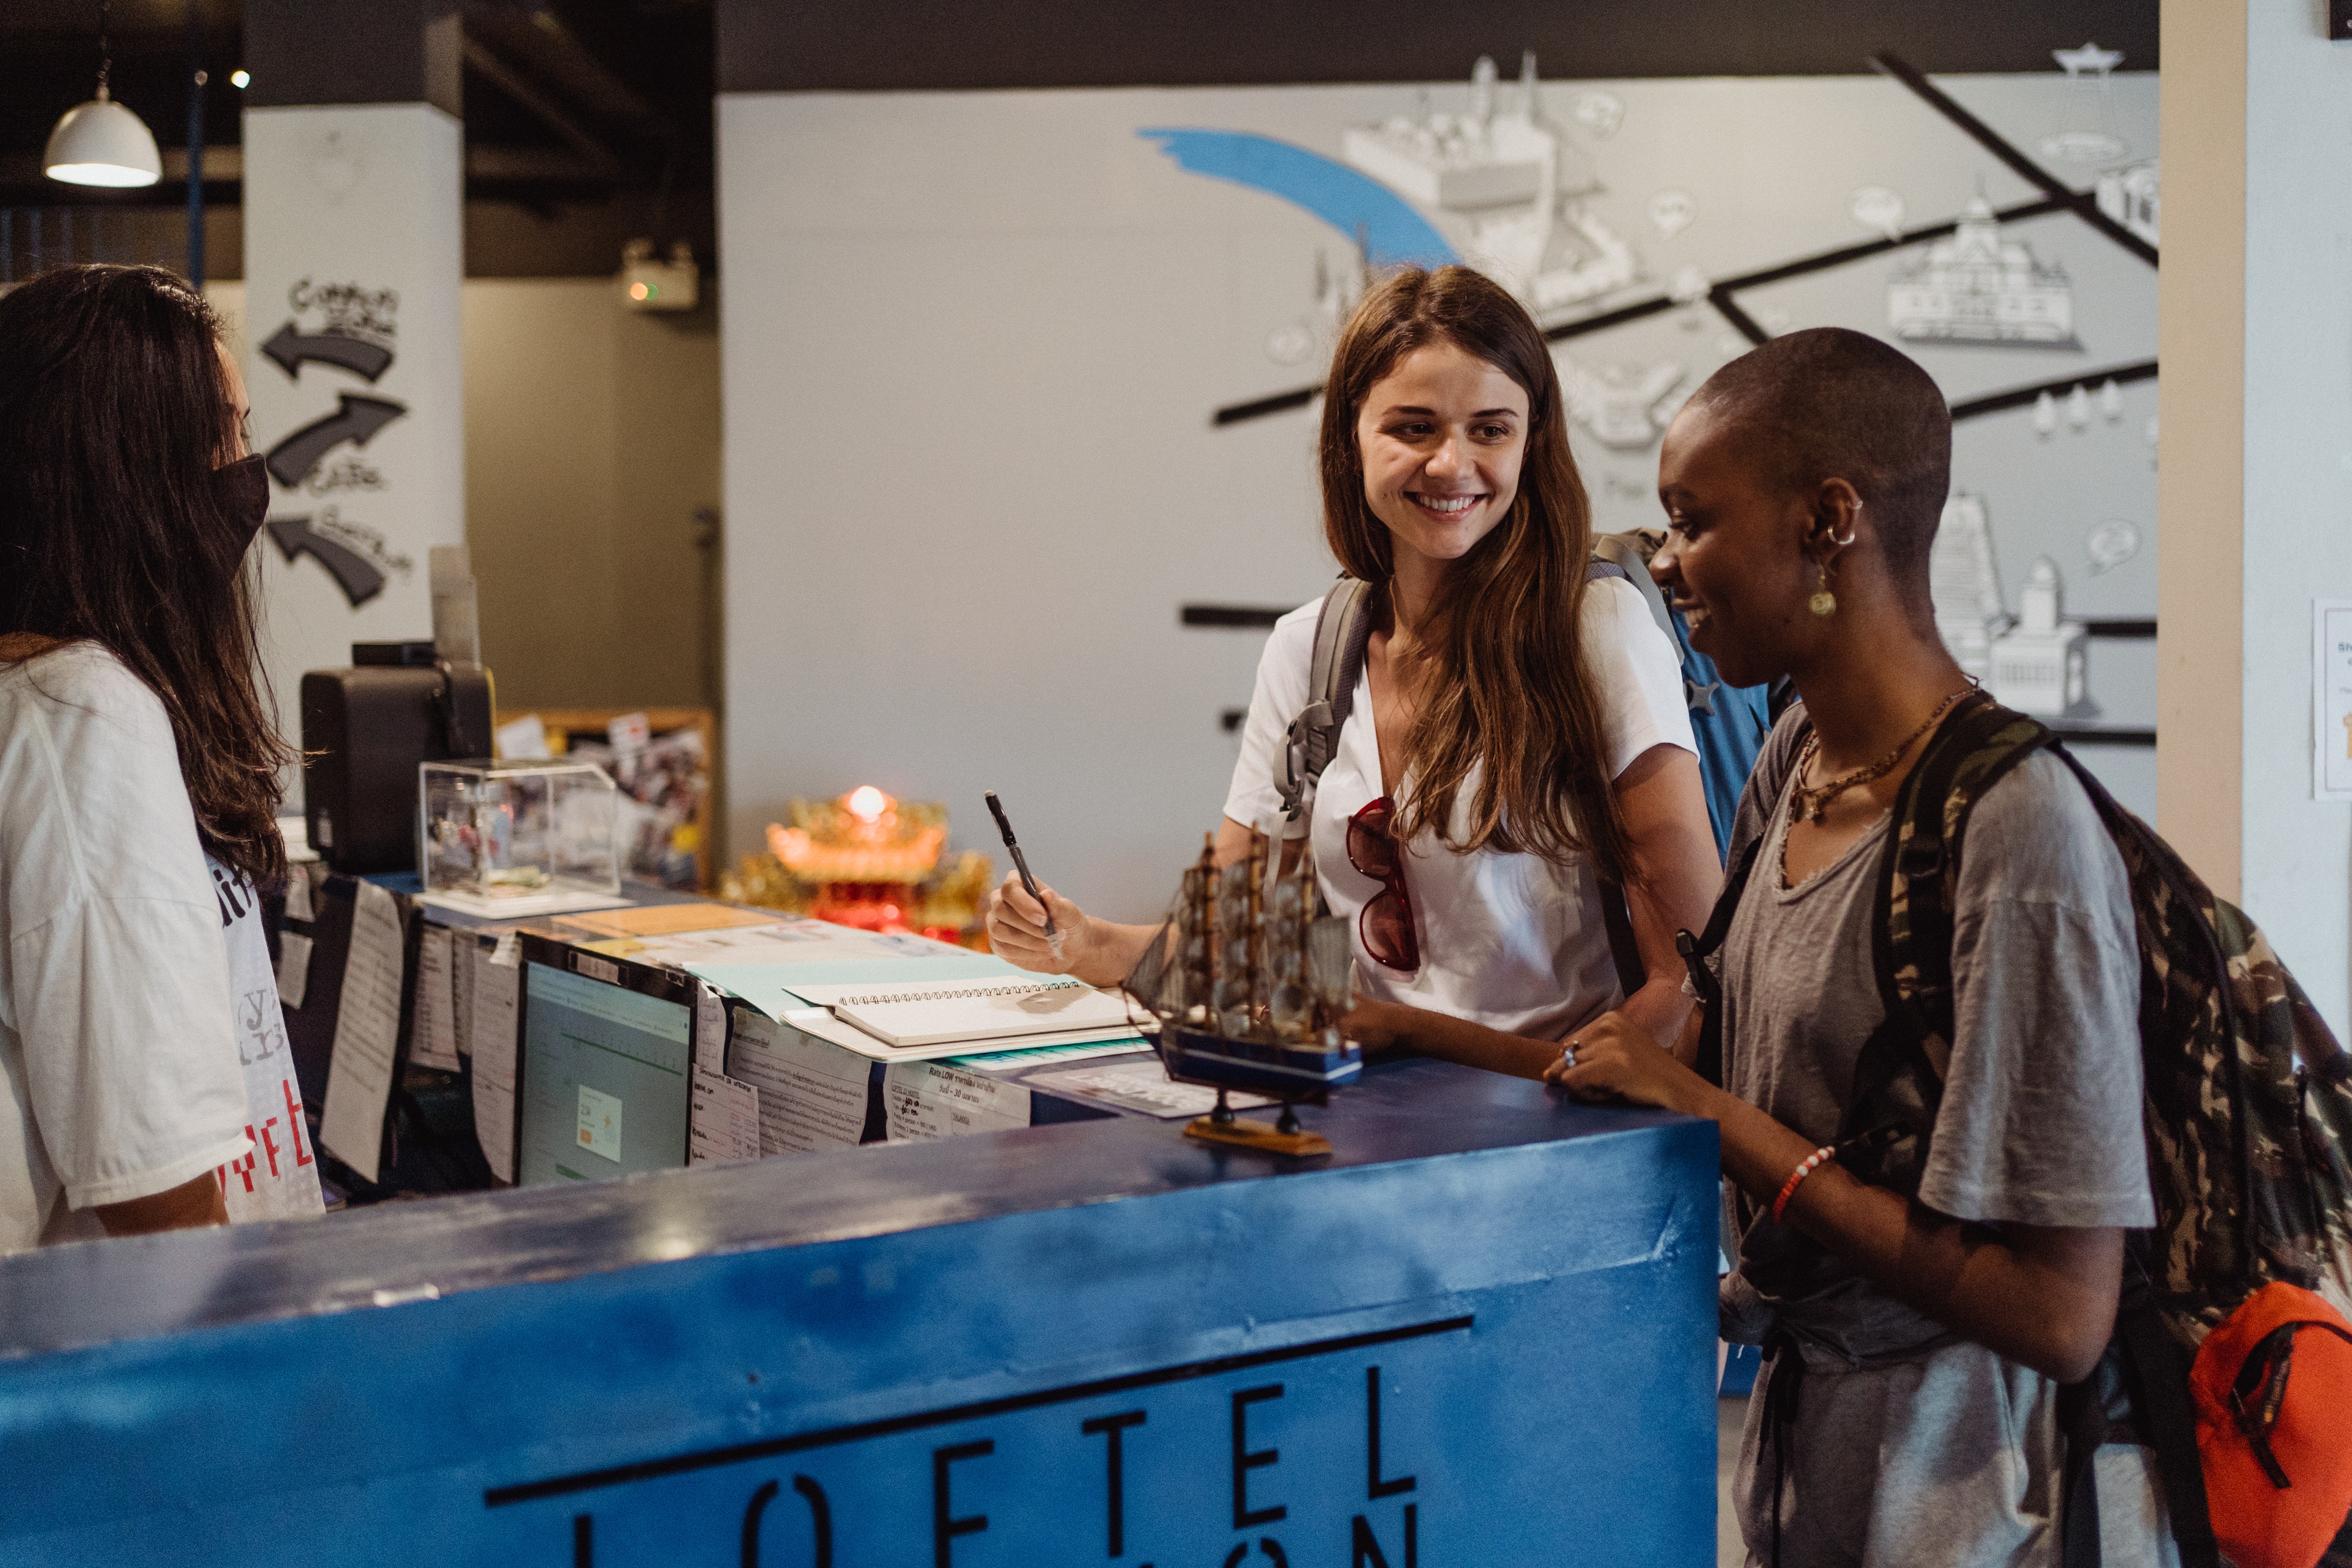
1684 691 2352 1568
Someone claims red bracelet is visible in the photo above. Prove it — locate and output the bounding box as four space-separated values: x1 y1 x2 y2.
1772 1145 1836 1224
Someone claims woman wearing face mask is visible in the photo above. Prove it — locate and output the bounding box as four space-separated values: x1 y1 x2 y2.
987 266 1721 1069
0 264 322 1251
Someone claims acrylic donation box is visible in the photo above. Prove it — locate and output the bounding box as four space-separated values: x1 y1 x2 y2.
419 759 624 916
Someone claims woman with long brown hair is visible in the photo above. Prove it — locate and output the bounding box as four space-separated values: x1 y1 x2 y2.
0 263 321 1249
987 266 1720 1070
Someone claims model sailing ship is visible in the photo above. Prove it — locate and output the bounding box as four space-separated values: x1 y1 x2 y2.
1124 835 1362 1154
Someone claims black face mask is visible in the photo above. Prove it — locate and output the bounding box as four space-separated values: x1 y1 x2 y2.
213 452 269 555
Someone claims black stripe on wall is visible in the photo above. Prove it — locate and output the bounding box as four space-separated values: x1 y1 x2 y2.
719 1 2159 94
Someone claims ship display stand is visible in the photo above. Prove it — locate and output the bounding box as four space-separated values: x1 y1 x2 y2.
1125 835 1363 1159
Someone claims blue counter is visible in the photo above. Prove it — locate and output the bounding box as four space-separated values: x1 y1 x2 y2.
0 1060 1717 1565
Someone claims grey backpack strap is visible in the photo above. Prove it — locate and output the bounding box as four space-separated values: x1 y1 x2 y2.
1277 576 1375 822
1591 531 1675 642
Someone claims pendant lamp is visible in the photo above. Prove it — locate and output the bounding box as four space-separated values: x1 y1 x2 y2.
45 4 161 190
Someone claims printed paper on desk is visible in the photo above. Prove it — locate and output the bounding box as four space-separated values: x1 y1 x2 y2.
726 1006 870 1154
692 980 730 1077
884 1061 1030 1142
275 930 314 1010
651 922 966 970
688 1071 761 1164
409 925 462 1072
469 941 521 1182
562 903 781 939
451 932 475 1056
321 878 405 1183
1023 1058 1275 1120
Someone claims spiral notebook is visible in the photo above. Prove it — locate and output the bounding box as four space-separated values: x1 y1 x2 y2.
786 976 1137 1050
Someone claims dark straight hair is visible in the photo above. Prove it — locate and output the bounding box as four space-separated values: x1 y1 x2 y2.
0 264 289 887
1318 264 1630 885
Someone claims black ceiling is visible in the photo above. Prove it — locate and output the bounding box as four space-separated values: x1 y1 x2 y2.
3 1 2157 278
0 0 715 278
721 0 2161 92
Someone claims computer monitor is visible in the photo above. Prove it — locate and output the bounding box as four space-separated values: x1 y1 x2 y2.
515 934 696 1186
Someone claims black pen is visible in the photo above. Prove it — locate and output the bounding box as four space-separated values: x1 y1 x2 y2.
984 791 1056 936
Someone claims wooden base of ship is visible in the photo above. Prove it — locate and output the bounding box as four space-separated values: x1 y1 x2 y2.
1183 1114 1331 1158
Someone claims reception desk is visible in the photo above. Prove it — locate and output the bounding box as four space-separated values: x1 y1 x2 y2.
0 1060 1716 1565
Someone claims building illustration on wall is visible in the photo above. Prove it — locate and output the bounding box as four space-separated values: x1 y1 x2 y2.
1931 494 2096 717
2097 160 2159 246
1342 54 1637 316
1932 493 2014 678
1887 196 2077 346
1990 557 2093 717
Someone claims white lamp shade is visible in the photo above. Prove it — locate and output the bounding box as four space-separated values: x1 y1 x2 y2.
44 96 162 188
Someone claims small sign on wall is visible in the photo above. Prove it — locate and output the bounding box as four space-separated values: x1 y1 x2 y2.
2316 601 2352 798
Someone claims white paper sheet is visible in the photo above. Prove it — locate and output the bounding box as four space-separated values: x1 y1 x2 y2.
725 1006 870 1154
693 980 730 1077
450 932 475 1057
631 921 949 969
320 879 405 1182
688 1071 762 1164
274 930 313 1010
408 925 462 1072
468 942 521 1182
883 1060 1031 1142
1022 1058 1275 1120
283 866 315 922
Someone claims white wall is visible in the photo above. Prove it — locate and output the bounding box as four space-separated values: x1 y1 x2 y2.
2240 5 2352 1032
720 76 2162 922
242 103 467 802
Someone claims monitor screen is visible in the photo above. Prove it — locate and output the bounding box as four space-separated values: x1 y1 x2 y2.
516 944 693 1186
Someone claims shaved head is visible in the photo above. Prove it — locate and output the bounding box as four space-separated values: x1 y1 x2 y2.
1685 328 1951 607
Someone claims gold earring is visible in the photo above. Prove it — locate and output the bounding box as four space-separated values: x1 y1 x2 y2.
1808 560 1837 618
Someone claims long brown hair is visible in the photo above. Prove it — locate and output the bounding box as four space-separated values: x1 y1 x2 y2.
1318 264 1630 884
0 265 290 887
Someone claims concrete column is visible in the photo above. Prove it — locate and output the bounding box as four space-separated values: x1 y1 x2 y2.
2159 0 2352 1032
240 0 466 795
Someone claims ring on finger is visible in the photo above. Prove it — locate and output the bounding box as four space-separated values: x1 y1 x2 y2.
1560 1040 1578 1070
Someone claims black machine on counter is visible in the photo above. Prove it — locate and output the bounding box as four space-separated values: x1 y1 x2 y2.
299 642 493 876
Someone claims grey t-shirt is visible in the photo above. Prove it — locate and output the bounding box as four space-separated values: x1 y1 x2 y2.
1720 707 2154 1357
1718 707 2164 1568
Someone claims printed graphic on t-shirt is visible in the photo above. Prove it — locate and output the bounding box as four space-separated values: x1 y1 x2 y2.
209 858 326 1222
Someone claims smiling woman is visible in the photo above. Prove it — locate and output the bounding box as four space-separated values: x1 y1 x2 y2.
987 265 1723 1071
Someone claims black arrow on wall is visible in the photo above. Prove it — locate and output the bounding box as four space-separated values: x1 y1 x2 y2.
263 515 386 608
260 322 394 383
264 394 408 488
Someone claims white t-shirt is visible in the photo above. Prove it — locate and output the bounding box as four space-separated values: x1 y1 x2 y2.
1222 577 1695 1039
0 644 252 1251
206 854 325 1222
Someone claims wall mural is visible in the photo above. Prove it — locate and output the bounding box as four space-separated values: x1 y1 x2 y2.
1151 50 2158 784
717 53 2161 918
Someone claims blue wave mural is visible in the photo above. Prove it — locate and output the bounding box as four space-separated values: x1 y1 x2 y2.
1138 128 1458 268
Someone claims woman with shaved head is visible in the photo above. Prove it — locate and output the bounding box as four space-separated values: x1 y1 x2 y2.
1546 328 2166 1566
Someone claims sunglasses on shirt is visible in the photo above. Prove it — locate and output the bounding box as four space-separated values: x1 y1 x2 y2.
1347 796 1420 972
